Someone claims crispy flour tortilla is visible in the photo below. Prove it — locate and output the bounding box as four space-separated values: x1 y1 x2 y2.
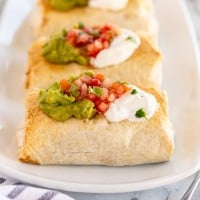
26 37 162 90
32 0 158 45
18 87 174 166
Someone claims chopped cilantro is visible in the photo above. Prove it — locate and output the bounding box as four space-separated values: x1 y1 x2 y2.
89 86 102 97
78 22 85 29
126 36 136 43
131 89 137 95
135 108 146 118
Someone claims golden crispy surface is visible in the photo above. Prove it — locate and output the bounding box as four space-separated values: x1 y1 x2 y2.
33 0 158 45
26 37 162 90
18 88 174 166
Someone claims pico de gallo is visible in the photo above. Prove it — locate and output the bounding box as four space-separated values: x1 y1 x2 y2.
42 23 119 65
39 71 130 121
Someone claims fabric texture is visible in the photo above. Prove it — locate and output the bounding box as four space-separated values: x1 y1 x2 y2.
0 177 74 200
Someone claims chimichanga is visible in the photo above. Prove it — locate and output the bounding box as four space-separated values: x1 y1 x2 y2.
33 0 158 45
26 25 162 90
18 72 174 166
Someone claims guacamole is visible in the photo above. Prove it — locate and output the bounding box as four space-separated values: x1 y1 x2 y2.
72 100 97 119
39 82 96 121
42 33 89 65
49 0 88 11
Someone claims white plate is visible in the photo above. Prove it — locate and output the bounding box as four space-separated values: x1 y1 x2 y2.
0 0 200 194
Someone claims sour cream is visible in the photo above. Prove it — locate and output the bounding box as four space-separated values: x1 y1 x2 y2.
104 86 159 122
89 0 128 11
90 28 140 68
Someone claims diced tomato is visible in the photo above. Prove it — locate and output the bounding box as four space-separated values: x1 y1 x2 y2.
100 33 111 42
94 39 103 49
66 30 78 45
60 79 71 92
97 102 109 113
107 93 116 102
80 75 92 84
61 72 130 114
100 88 109 101
76 33 92 47
102 41 109 48
86 39 104 57
86 43 95 53
94 73 105 82
111 82 129 96
86 44 100 57
87 49 99 57
88 93 96 100
65 24 118 58
74 79 82 87
122 84 129 93
99 24 113 34
90 78 101 86
116 85 125 95
111 82 120 90
94 98 101 106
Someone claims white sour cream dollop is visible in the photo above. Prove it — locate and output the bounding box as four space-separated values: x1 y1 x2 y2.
89 0 128 11
90 28 140 68
104 85 159 122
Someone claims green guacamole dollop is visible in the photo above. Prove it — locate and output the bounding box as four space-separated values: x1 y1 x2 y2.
49 0 88 11
39 82 96 121
72 100 96 119
42 33 89 65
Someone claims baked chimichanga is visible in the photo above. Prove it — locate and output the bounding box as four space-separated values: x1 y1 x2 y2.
26 24 162 89
18 72 174 166
33 0 158 45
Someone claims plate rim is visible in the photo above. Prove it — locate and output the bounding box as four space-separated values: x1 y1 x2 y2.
0 157 199 193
